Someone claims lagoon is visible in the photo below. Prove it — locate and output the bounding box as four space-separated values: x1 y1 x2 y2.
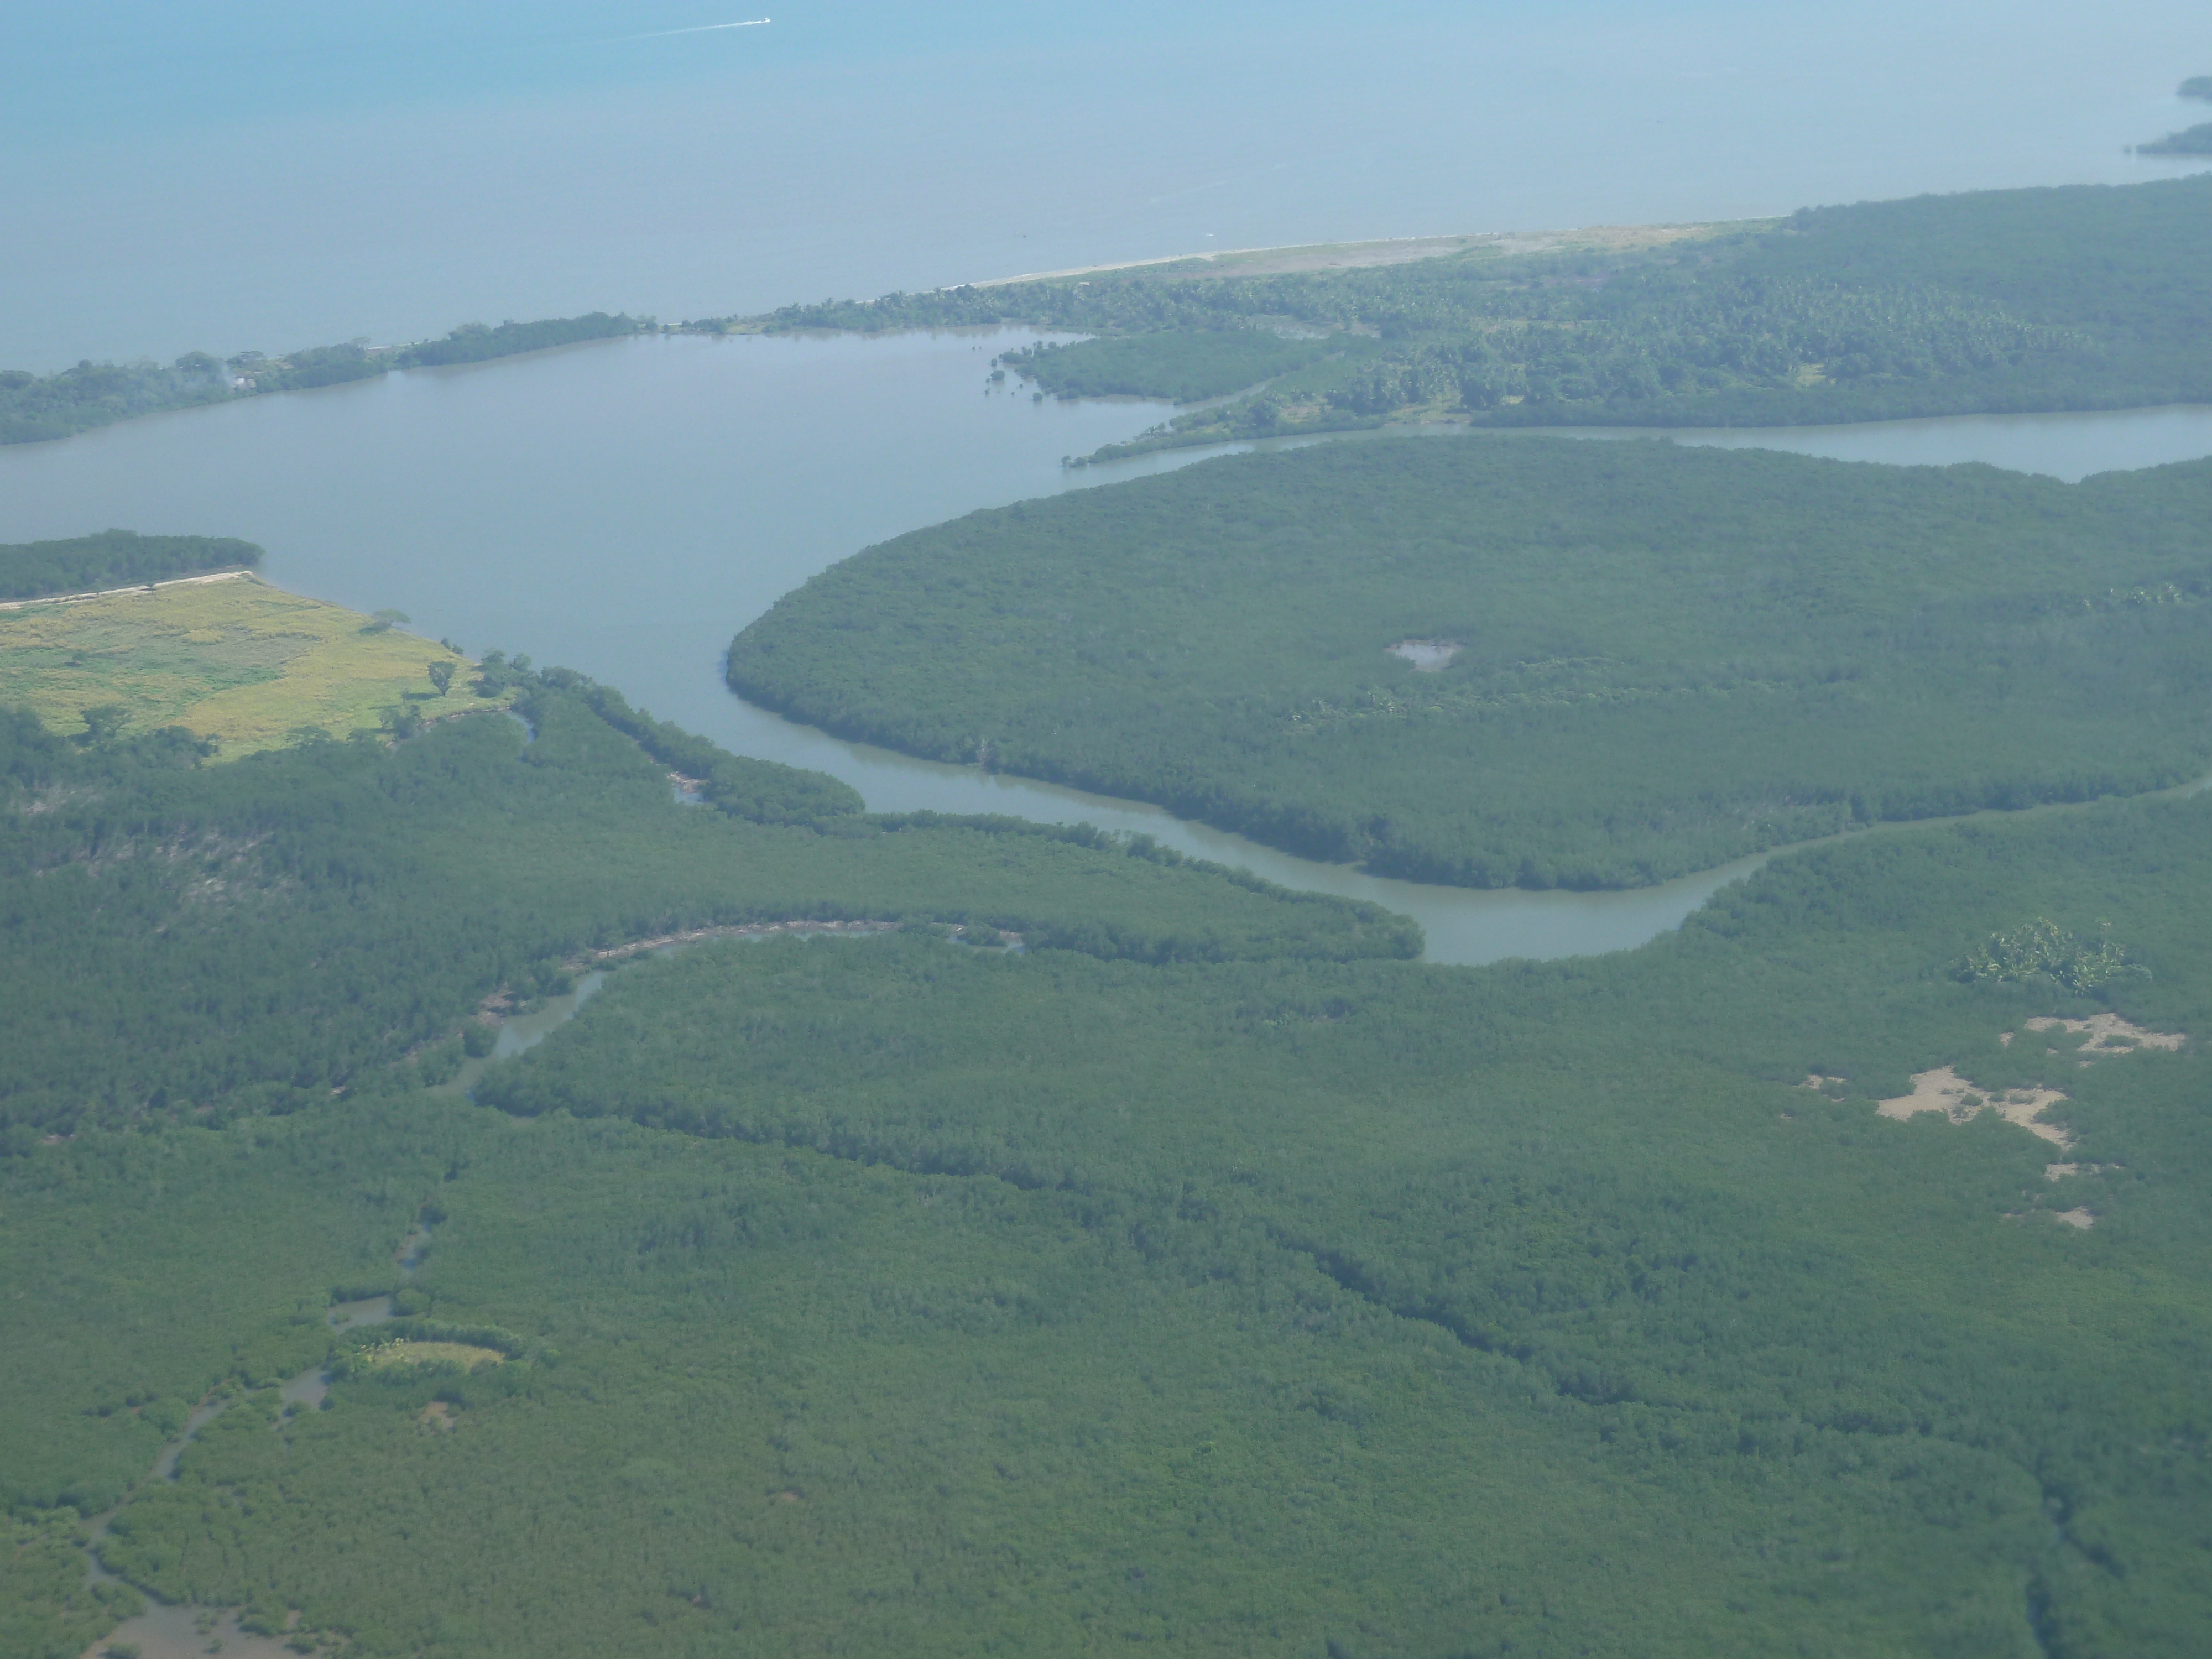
2 331 2208 963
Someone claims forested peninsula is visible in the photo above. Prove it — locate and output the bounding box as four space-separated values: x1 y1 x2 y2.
0 313 648 445
729 436 2212 889
710 176 2212 462
2138 124 2212 156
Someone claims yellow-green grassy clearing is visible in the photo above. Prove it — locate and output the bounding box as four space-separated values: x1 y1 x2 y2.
0 575 502 755
357 1341 508 1373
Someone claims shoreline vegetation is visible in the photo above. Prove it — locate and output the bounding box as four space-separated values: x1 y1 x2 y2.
5 536 2211 1657
729 436 2212 891
0 313 649 446
0 529 262 602
19 173 2212 460
0 651 1419 1144
708 175 2212 465
2131 73 2212 153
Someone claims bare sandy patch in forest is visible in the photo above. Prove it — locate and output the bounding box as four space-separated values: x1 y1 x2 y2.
1387 639 1463 672
2043 1158 2122 1183
1874 1018 2189 1229
2020 1013 2185 1056
1877 1066 2074 1148
418 1401 458 1432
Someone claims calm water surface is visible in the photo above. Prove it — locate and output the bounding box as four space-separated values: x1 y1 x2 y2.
3 335 2207 962
1542 404 2212 480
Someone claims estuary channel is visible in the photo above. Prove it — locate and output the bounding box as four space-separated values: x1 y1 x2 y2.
3 332 2209 963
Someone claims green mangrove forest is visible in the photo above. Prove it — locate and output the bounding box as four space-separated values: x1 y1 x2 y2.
6 671 2209 1655
8 158 2212 1659
729 436 2212 888
0 314 648 446
731 176 2212 461
0 531 263 601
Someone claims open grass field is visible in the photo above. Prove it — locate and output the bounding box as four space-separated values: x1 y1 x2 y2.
0 575 485 755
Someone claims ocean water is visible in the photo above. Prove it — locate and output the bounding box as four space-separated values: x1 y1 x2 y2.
4 0 2209 369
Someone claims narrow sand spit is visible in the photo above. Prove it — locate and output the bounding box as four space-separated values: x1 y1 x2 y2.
973 220 1730 287
1877 1066 2074 1148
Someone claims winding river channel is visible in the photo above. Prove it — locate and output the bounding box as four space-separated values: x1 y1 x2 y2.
4 332 2210 963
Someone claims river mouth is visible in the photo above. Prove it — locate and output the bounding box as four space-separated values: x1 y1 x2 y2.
4 334 2209 969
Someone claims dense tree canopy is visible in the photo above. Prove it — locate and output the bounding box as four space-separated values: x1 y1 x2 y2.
0 315 648 445
0 530 262 600
731 436 2212 887
9 777 2209 1657
733 176 2212 460
0 679 1411 1139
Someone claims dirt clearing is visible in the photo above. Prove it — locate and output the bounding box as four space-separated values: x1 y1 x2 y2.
1877 1066 2074 1148
2018 1013 2185 1056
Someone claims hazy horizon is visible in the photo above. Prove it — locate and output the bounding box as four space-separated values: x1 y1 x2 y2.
6 0 2208 370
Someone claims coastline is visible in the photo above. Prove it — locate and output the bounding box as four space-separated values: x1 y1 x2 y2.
968 217 1749 290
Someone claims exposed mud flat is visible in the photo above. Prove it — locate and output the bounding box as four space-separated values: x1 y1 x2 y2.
1877 1056 2089 1222
1871 1016 2191 1231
